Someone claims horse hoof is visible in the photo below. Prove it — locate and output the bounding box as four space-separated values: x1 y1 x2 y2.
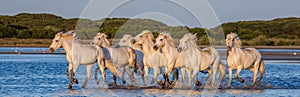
96 80 100 85
122 81 126 84
226 85 233 89
238 78 244 83
68 85 72 89
195 81 201 86
171 81 176 86
73 78 79 84
157 80 164 86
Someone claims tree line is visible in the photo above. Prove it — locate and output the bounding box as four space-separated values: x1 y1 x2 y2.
0 13 299 46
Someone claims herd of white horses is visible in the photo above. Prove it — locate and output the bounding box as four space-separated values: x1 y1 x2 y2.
48 30 264 89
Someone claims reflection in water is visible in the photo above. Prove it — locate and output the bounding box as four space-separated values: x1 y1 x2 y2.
0 48 300 96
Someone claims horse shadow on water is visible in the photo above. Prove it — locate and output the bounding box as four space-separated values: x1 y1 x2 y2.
70 66 268 91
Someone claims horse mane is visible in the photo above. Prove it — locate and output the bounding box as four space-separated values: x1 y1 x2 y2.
62 30 75 41
140 30 155 43
231 33 242 48
123 34 132 40
188 34 199 49
160 31 175 47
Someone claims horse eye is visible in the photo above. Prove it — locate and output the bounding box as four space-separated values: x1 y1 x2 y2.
140 36 142 37
55 40 58 42
160 39 163 41
98 38 101 40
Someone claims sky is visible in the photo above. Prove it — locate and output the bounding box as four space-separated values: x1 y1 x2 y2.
0 0 299 28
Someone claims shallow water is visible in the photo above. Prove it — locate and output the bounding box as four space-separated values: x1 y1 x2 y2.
0 48 300 96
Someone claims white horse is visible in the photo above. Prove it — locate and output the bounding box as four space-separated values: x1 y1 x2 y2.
48 31 116 89
226 32 264 86
178 33 200 87
117 34 144 78
178 33 225 88
132 30 168 86
153 32 184 87
191 34 225 87
92 33 137 85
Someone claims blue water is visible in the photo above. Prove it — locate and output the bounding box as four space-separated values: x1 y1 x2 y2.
0 48 300 96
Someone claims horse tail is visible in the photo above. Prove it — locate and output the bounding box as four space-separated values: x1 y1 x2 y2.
258 60 265 82
94 67 100 85
218 62 226 82
209 47 220 87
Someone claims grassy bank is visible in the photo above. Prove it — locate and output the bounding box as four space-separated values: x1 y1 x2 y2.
0 38 52 47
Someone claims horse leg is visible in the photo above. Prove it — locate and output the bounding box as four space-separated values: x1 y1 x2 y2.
171 68 179 84
66 63 78 84
121 67 126 84
235 67 244 83
227 68 233 87
94 67 101 85
143 65 149 86
186 69 192 87
151 67 158 84
164 65 174 87
81 64 93 88
252 61 260 84
192 69 200 86
68 71 77 89
206 68 212 85
181 68 186 87
125 65 136 85
105 61 118 86
98 59 107 86
138 62 144 79
113 74 117 86
66 63 72 80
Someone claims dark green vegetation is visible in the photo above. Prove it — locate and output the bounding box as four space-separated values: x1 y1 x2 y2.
0 13 299 46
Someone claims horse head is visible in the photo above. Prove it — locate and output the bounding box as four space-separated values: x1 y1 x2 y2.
153 31 175 51
132 30 154 45
49 30 74 53
178 33 197 52
226 32 242 49
92 33 111 46
118 34 133 47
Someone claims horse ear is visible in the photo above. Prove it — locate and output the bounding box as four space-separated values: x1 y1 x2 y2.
192 33 197 39
58 32 63 36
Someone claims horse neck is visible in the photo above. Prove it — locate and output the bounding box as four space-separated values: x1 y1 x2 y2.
228 45 240 56
141 39 154 55
61 38 73 56
162 41 177 56
186 41 199 54
101 40 111 48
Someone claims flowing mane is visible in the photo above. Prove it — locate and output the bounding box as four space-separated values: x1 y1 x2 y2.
140 30 155 43
160 31 175 47
230 32 242 48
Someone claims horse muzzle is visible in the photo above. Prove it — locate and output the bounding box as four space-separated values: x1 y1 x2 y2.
153 45 158 51
49 48 54 53
131 39 136 44
177 47 182 52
